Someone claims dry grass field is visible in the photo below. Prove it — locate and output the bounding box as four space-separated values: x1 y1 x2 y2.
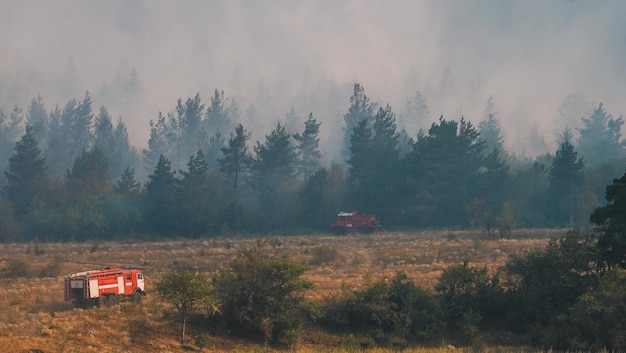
0 228 565 353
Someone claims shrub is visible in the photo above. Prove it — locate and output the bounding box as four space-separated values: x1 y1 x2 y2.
3 259 31 278
503 228 595 333
435 261 503 342
212 241 314 343
544 268 626 351
9 297 23 306
195 332 211 348
156 270 215 344
120 302 142 314
319 272 442 344
38 257 63 278
310 244 343 265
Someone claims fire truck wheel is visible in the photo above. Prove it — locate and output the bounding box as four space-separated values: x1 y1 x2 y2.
107 295 118 307
98 296 107 307
132 291 142 303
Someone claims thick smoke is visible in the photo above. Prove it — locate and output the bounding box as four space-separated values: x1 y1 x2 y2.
1 0 625 158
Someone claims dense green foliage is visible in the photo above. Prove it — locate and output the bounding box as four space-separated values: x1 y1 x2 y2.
320 272 442 346
211 243 314 342
156 270 215 344
313 226 625 350
590 172 626 269
157 172 626 350
0 82 624 241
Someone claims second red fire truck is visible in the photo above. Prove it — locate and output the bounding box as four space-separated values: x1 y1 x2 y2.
330 211 380 234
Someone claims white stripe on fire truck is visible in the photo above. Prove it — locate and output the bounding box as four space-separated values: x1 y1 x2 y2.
99 284 118 289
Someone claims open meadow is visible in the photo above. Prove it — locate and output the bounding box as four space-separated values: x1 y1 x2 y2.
0 229 565 353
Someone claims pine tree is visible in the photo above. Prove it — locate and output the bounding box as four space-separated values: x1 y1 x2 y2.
342 83 376 161
66 147 110 197
3 124 48 217
284 107 301 135
548 129 585 226
479 96 504 153
26 94 48 147
108 167 142 238
176 94 205 165
115 167 141 197
218 124 252 198
178 150 213 237
48 93 94 175
369 105 402 220
404 117 486 227
526 122 548 157
0 106 24 178
252 123 297 224
346 118 373 210
401 90 430 135
252 122 296 186
94 107 115 162
293 113 321 185
205 89 235 136
143 112 169 173
577 103 625 166
111 118 139 180
45 106 64 175
202 131 225 170
73 92 95 155
475 147 510 221
0 109 13 177
300 168 332 227
6 105 24 144
144 155 179 237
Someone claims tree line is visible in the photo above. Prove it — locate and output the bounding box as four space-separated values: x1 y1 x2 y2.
1 83 626 241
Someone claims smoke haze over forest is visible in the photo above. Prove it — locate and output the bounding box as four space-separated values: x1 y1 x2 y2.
2 0 626 159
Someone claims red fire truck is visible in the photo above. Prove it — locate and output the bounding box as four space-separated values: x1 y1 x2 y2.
330 211 380 234
64 267 146 307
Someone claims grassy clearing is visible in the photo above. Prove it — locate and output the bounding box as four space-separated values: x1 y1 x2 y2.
0 229 563 352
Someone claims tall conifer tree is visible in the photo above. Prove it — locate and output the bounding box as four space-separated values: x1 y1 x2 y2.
3 124 48 217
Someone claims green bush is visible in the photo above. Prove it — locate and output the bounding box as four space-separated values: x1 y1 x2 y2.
212 242 313 343
502 228 595 333
194 332 211 349
544 268 626 351
435 261 503 338
156 270 215 344
319 272 442 344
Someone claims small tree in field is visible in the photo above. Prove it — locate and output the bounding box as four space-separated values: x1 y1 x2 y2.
156 270 215 344
212 241 313 344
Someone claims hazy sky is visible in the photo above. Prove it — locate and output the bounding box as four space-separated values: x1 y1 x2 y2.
2 0 625 155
